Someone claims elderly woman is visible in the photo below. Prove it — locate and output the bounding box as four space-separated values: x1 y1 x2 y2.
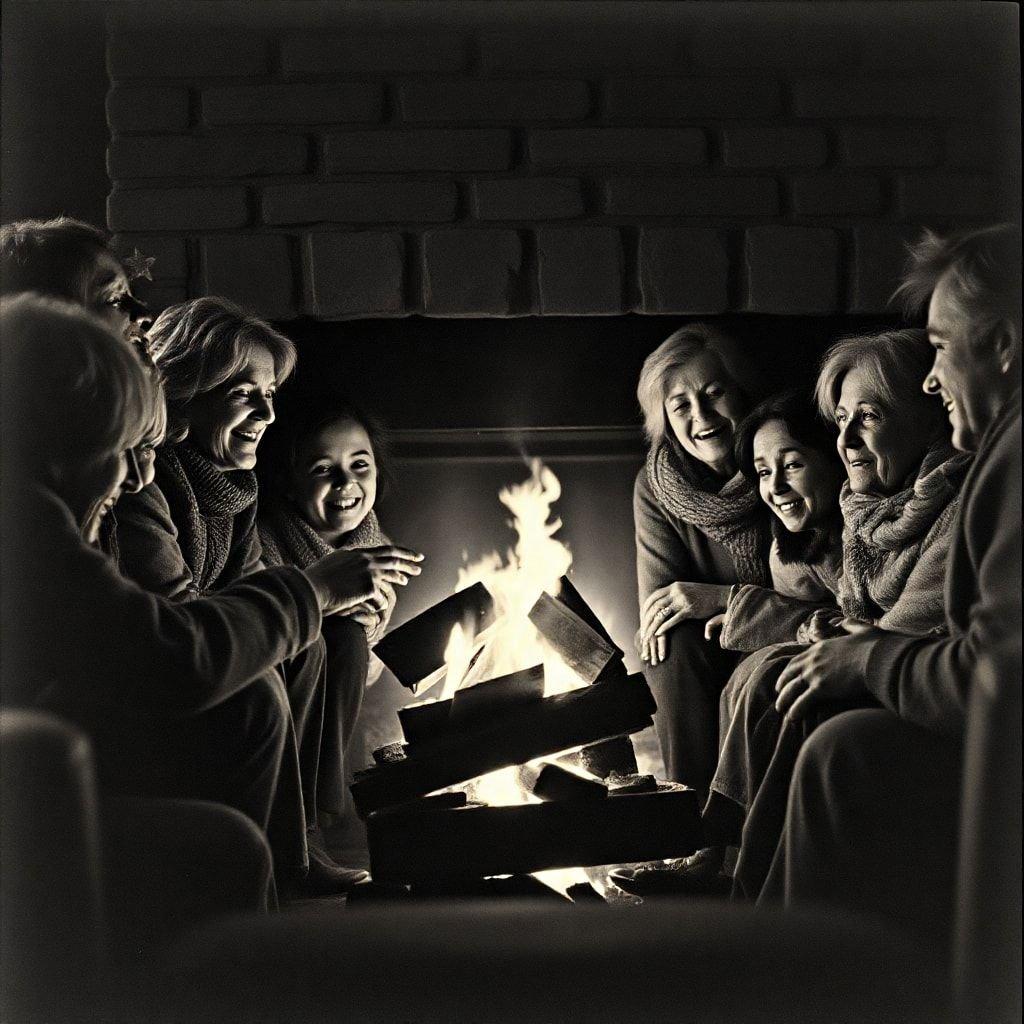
0 296 422 925
257 390 400 814
633 324 770 796
621 329 971 900
113 297 366 892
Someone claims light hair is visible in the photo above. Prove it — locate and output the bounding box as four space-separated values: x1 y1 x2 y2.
813 329 945 432
148 297 297 435
637 323 762 445
894 223 1022 336
0 294 157 472
0 216 113 303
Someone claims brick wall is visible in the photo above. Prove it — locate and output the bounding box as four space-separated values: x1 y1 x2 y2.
105 1 1020 320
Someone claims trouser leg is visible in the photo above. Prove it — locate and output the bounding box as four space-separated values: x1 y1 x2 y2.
319 616 369 814
760 708 961 940
642 619 739 796
278 637 327 826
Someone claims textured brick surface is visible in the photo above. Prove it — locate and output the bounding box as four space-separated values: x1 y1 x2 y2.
400 80 590 122
204 84 383 125
896 175 1004 221
108 33 267 78
474 179 584 221
536 227 623 314
692 20 858 69
106 87 190 133
262 182 458 225
325 130 512 173
422 230 523 315
850 226 918 315
745 227 840 314
530 128 705 168
605 78 783 119
111 234 189 279
637 227 729 314
202 234 295 319
722 128 827 168
281 34 467 75
607 177 778 217
480 27 679 72
792 177 884 217
839 128 940 168
306 232 405 318
108 187 249 231
109 136 308 180
792 78 992 121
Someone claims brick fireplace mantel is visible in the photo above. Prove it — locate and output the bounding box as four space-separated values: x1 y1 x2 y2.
104 1 1019 322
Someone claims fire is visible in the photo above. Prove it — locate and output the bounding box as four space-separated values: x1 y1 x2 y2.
434 459 600 896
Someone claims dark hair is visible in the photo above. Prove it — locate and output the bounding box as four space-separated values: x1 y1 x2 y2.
734 388 844 564
734 388 839 482
256 388 392 506
0 293 158 475
1 217 116 304
894 223 1022 334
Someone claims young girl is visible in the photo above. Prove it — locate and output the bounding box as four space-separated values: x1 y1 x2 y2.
258 390 401 813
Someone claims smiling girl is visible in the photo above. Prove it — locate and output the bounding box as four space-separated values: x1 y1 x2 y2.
258 391 404 815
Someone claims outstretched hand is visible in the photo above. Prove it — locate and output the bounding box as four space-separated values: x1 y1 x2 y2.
306 545 423 616
637 581 730 665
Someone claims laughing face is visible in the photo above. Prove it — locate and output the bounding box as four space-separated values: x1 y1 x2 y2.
663 350 746 477
752 419 843 533
184 346 277 471
834 364 930 495
289 418 378 543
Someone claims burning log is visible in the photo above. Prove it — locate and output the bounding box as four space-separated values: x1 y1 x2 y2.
557 736 638 779
449 664 545 726
374 582 495 690
528 577 623 684
372 742 408 765
350 673 657 817
397 698 454 745
366 784 701 884
607 773 659 794
532 763 608 802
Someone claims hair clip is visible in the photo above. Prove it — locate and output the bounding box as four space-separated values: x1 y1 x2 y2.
123 247 156 282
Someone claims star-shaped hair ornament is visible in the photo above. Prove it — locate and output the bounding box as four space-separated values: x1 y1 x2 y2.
123 247 156 282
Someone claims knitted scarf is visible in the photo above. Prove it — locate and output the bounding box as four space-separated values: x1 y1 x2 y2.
259 503 394 643
839 440 972 628
157 444 258 592
645 438 770 586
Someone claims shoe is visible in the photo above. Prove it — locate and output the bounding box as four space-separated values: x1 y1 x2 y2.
609 848 730 897
286 843 370 897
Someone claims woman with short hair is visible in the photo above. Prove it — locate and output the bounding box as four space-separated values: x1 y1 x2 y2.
633 323 770 797
113 297 371 893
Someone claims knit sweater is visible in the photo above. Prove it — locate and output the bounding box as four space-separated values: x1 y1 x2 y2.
862 392 1022 736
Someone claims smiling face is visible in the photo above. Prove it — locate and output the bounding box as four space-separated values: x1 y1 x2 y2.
184 347 278 471
925 273 1009 452
288 418 378 543
87 251 149 345
752 419 842 533
834 364 931 495
663 350 746 477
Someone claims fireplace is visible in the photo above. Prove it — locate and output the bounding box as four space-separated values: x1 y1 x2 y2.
99 0 1019 871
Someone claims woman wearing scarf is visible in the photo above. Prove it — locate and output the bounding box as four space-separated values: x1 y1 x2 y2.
257 391 402 816
114 297 370 895
633 324 770 801
622 329 970 903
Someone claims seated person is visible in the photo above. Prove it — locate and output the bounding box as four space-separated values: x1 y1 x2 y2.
257 391 399 816
617 329 970 903
633 324 771 799
0 295 422 898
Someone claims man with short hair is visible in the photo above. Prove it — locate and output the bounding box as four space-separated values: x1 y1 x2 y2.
763 224 1021 980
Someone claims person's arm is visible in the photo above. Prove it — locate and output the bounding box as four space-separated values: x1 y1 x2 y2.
862 425 1022 735
113 483 195 599
13 487 322 720
719 584 835 652
633 468 697 604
